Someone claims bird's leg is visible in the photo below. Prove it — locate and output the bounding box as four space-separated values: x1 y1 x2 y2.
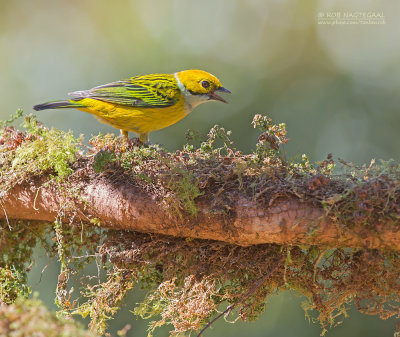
120 129 137 148
120 129 129 141
139 133 149 144
120 130 147 147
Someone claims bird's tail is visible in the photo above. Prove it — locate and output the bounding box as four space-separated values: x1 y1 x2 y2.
33 100 86 111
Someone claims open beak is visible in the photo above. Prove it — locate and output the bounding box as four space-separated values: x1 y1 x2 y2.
208 86 231 104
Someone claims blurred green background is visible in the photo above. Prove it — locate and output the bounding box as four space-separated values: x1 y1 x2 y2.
1 0 399 336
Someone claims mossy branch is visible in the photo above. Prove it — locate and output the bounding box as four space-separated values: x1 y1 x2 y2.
2 112 400 336
1 171 400 250
0 113 400 250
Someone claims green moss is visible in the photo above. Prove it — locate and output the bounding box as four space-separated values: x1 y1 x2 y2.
93 150 116 173
88 134 204 217
12 114 81 180
0 266 30 304
0 112 81 196
165 167 203 217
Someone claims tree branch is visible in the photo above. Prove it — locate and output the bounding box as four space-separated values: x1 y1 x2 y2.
1 165 399 250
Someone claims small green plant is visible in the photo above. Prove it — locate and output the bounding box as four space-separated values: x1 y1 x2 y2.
186 125 235 156
93 150 116 173
251 114 289 161
0 108 24 129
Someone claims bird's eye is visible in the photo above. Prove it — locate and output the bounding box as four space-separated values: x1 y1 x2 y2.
201 80 210 89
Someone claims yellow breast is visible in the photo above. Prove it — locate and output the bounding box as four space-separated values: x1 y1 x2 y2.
76 95 186 135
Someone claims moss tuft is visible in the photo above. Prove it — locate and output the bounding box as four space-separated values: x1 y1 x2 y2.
12 114 81 180
1 112 81 195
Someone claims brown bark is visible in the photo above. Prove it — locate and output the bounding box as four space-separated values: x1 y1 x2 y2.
1 173 399 250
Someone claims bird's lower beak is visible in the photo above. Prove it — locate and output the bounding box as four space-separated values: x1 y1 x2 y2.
208 87 231 104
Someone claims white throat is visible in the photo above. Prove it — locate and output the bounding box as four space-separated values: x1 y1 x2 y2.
174 73 210 114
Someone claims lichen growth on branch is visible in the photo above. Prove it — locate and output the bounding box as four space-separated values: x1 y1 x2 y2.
1 110 400 336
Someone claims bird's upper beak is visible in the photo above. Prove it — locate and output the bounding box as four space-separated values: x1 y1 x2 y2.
208 86 231 104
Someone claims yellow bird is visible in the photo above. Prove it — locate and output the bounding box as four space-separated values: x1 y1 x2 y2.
33 69 230 142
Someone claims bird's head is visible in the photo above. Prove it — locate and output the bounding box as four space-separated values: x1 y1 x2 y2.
175 70 231 110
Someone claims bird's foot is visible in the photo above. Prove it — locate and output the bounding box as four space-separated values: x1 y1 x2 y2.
120 136 151 150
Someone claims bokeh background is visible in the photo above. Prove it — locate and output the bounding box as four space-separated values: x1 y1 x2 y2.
1 0 399 336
